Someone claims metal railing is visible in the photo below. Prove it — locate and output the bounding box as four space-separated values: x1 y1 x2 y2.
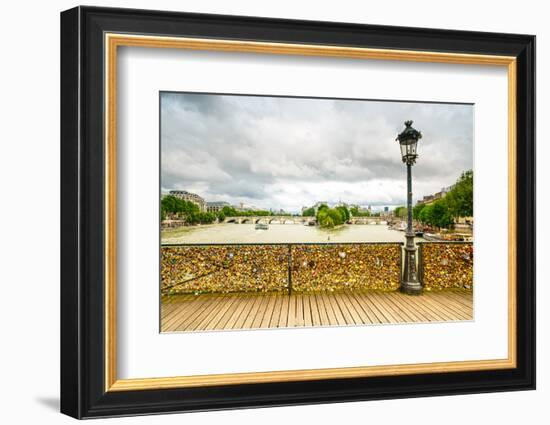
417 241 473 290
161 241 474 295
161 242 403 295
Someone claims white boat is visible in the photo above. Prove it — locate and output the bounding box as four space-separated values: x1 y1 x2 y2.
255 223 269 230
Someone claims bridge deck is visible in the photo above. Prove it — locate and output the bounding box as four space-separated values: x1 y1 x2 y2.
161 290 472 332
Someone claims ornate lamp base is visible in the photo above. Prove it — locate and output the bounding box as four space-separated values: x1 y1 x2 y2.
400 281 422 295
401 231 422 295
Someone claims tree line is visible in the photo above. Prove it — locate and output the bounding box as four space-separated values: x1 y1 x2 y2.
161 196 218 224
411 170 473 230
161 196 289 225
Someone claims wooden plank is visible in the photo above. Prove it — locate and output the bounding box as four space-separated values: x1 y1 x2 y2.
295 294 305 327
435 292 474 315
315 293 330 326
162 295 212 331
232 294 257 329
434 292 473 314
318 293 338 326
334 293 357 325
309 293 321 327
184 295 228 331
250 294 271 329
407 293 452 321
164 296 211 332
393 293 438 322
441 291 473 308
260 294 277 328
223 294 252 330
217 295 247 330
269 294 283 328
204 296 240 331
161 290 474 332
348 292 380 324
325 292 347 325
287 293 297 327
241 293 264 329
414 295 459 321
378 292 417 322
278 294 290 328
356 292 395 323
341 292 373 325
303 295 313 327
358 291 389 323
368 292 407 323
161 295 193 319
426 294 471 320
386 292 418 322
425 293 471 320
161 295 201 327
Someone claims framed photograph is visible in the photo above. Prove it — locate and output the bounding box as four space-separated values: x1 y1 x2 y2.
60 6 535 419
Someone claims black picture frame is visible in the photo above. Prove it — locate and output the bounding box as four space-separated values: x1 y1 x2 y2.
60 5 535 419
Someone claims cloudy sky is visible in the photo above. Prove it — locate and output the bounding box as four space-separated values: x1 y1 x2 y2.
160 92 473 213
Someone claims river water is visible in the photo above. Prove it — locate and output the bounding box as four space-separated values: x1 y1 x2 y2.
162 223 426 244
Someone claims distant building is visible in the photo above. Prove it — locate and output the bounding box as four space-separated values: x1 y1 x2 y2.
416 184 456 206
206 201 230 214
169 190 206 212
234 202 258 212
358 206 371 214
416 194 435 206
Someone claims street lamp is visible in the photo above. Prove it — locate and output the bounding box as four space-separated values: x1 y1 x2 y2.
396 120 422 295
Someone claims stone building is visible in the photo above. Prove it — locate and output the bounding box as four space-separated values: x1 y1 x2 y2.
168 190 206 212
206 201 230 214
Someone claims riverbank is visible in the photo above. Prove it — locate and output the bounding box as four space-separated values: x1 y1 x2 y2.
161 222 426 245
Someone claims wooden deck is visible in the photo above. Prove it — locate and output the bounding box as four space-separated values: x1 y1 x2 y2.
161 290 473 332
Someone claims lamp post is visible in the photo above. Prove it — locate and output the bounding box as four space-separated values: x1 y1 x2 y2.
396 120 422 295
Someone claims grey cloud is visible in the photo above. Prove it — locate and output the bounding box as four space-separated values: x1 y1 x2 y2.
161 92 473 212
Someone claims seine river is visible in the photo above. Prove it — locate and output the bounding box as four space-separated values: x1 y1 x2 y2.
161 223 426 244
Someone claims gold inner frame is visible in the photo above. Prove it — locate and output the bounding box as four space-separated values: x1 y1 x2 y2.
104 33 517 392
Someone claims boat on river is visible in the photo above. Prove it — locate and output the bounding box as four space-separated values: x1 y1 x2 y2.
423 232 443 241
255 223 269 230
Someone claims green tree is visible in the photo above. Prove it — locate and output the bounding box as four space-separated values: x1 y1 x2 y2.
336 206 350 222
413 203 425 220
161 195 177 214
418 200 454 229
419 204 433 226
317 207 344 228
445 170 473 219
302 207 315 217
394 206 407 218
221 205 238 217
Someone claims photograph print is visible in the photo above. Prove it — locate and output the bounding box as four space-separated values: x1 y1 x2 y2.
160 92 474 333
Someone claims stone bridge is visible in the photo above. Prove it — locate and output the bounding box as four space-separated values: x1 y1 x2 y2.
223 216 391 225
349 217 389 225
224 216 316 225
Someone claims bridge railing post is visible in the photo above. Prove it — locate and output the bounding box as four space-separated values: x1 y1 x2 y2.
288 244 292 295
417 243 424 285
